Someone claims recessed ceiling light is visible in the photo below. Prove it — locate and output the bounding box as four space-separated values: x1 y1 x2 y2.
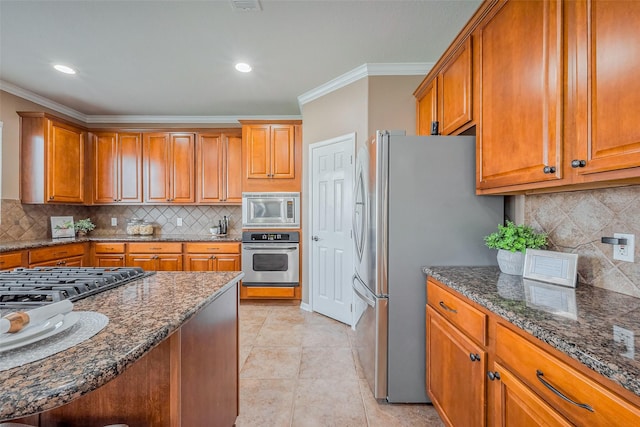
54 64 76 74
235 62 252 73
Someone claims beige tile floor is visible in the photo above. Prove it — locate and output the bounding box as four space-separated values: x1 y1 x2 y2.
236 303 445 427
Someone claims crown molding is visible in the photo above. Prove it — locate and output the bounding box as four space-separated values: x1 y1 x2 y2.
86 114 302 124
297 62 433 108
1 80 88 122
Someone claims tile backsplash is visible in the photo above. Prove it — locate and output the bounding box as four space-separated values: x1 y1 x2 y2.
0 199 242 240
525 185 640 298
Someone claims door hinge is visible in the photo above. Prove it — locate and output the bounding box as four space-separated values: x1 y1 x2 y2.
350 155 353 164
350 303 353 312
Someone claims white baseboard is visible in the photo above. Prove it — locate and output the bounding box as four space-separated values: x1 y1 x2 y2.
299 302 312 312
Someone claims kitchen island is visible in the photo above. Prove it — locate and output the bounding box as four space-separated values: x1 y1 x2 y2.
1 270 243 426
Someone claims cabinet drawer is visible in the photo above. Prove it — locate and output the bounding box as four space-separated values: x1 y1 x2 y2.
427 279 487 346
184 242 240 254
94 243 126 254
29 244 86 264
496 323 640 426
0 252 24 270
128 242 182 253
245 287 295 298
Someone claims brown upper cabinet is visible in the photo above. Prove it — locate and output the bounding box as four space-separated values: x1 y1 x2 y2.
476 0 640 194
92 132 143 204
143 132 195 204
476 0 563 192
19 112 88 204
196 131 242 204
240 120 302 192
568 0 640 183
417 0 640 194
415 37 474 136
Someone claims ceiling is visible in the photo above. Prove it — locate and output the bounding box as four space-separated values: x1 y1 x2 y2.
0 0 482 123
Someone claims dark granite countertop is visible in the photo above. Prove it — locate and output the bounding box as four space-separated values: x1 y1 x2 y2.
423 266 640 399
0 271 244 421
0 234 241 252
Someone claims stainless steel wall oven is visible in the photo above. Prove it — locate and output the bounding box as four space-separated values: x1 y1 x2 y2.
241 231 300 287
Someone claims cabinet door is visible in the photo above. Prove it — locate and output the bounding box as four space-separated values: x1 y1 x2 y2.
118 133 143 203
144 133 171 203
170 134 195 203
439 37 473 135
427 306 487 427
94 255 126 268
416 78 438 136
572 0 640 177
244 125 271 179
271 125 295 178
225 135 243 203
47 120 85 203
184 254 216 271
197 133 223 203
477 0 563 190
492 362 572 427
157 255 183 271
93 132 118 203
126 254 159 271
144 133 194 203
214 254 240 272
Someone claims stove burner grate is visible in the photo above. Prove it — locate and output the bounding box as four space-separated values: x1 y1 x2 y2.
0 266 155 309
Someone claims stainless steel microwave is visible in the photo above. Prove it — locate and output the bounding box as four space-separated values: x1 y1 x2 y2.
242 192 300 228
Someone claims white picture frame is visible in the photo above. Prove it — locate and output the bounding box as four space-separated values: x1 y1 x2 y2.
51 216 75 239
523 249 578 288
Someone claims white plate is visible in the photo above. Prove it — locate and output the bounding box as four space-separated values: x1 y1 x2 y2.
0 312 79 352
0 314 63 346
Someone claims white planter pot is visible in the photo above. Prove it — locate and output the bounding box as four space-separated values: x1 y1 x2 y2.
496 249 525 276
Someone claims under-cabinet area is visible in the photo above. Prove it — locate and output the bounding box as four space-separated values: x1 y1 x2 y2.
425 267 640 427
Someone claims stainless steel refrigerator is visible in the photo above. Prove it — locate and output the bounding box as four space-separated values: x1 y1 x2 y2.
351 130 503 403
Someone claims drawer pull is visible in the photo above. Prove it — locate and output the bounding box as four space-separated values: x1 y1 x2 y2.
149 247 162 250
55 251 68 256
469 353 481 362
439 301 458 314
536 370 594 412
487 371 501 381
207 248 220 250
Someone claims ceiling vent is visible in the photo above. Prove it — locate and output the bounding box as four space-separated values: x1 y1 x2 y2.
230 0 261 12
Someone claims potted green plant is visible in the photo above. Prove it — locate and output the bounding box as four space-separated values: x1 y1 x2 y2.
74 218 96 237
484 221 548 275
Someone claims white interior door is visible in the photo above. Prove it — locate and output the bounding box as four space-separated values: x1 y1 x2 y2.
310 133 355 325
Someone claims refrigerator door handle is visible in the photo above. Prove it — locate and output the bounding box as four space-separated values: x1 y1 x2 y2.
352 274 375 307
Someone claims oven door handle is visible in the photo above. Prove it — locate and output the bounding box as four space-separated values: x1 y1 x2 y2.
243 245 299 251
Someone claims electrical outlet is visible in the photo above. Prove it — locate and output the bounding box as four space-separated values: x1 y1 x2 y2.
613 233 635 262
613 325 635 359
177 217 183 227
111 218 117 226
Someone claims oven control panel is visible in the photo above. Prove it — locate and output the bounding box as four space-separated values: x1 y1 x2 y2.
242 231 300 243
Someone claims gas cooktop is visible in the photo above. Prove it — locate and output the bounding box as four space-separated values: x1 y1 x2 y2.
0 267 154 309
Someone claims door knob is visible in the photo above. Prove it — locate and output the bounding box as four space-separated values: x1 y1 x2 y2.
312 236 319 241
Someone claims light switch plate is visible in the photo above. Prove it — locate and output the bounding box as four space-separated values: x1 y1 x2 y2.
177 217 183 227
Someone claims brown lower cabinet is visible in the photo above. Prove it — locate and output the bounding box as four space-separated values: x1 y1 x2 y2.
28 243 88 268
28 280 239 427
126 242 183 271
0 251 26 271
183 242 240 272
427 278 640 427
